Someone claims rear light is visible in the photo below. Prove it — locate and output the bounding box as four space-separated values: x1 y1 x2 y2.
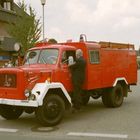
0 74 17 88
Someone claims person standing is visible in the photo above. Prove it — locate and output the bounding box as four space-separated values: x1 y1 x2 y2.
69 49 86 112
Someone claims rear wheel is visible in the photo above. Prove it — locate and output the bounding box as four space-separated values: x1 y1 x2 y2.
102 84 124 108
0 105 23 120
110 83 124 107
35 94 65 126
102 89 112 107
81 94 90 106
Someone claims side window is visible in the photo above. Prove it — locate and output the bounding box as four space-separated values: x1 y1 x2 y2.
89 50 100 64
62 51 67 63
61 50 76 64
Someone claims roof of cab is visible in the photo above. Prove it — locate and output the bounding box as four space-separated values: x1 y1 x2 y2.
30 43 76 51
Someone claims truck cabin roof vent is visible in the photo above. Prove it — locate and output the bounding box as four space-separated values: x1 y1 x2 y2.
79 34 87 42
66 39 73 43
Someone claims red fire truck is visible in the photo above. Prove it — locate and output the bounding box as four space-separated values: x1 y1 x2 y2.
0 35 137 126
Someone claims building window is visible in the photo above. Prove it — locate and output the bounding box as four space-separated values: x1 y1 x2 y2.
3 2 11 10
89 50 100 64
0 0 13 11
0 56 10 61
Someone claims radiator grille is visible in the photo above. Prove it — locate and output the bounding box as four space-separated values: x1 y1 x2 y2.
0 74 17 88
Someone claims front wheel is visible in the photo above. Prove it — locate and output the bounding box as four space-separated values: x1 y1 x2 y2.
0 105 23 120
35 94 65 126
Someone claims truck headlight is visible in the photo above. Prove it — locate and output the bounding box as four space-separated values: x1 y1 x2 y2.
24 89 30 97
24 89 36 100
29 94 36 100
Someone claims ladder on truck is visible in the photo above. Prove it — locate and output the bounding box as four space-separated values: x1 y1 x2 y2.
99 41 134 50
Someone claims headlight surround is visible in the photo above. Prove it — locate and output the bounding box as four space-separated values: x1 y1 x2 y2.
30 94 36 100
24 89 31 97
24 89 36 100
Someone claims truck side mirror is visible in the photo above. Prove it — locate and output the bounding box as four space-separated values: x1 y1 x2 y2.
68 56 74 65
28 51 37 59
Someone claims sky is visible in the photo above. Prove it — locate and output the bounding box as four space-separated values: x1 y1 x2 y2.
14 0 140 49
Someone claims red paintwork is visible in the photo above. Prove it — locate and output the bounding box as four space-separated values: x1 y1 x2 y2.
0 41 137 100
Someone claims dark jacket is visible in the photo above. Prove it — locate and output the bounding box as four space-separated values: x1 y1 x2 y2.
69 56 86 86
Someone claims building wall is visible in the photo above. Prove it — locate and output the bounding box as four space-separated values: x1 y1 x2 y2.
0 22 10 37
0 1 15 66
0 1 24 67
0 21 12 67
0 50 10 67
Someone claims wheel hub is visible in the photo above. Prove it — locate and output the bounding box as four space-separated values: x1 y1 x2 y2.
45 102 60 119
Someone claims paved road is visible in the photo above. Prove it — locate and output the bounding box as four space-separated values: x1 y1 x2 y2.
0 71 140 140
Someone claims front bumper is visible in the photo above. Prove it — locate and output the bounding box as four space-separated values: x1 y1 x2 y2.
0 98 39 107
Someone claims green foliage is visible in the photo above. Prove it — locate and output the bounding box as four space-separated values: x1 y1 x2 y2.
8 1 41 56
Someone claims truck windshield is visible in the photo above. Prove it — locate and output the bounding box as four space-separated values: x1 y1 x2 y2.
24 49 59 65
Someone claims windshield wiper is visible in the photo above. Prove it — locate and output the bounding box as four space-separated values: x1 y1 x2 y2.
40 56 47 64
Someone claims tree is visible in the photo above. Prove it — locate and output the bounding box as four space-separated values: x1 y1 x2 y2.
7 1 41 56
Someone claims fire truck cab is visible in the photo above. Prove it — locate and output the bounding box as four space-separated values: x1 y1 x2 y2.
0 35 137 126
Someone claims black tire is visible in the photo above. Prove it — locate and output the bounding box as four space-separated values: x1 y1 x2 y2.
81 94 90 106
102 84 124 108
102 90 112 107
35 94 65 126
0 105 23 120
109 84 124 107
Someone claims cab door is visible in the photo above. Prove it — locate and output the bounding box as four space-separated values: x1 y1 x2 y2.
59 50 75 92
